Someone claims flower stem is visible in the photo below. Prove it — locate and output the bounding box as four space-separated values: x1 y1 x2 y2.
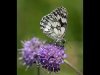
37 66 40 75
64 59 83 75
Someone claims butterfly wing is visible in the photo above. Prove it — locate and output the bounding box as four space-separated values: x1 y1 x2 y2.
40 6 68 42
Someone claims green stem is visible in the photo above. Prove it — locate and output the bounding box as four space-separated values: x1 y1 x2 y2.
64 60 83 75
37 66 40 75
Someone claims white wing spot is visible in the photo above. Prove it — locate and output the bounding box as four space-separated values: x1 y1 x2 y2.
46 25 51 29
48 22 51 26
54 28 59 35
61 27 65 35
57 15 60 19
44 28 49 31
62 18 66 23
51 22 56 27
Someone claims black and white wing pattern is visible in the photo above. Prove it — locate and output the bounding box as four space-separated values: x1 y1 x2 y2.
40 6 68 42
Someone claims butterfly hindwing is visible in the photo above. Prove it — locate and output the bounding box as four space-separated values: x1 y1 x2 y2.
40 6 68 42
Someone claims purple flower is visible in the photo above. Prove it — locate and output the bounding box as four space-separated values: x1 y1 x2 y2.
19 37 45 67
19 37 67 72
38 44 67 72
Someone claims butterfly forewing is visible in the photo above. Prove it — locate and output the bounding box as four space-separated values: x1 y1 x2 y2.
40 6 68 42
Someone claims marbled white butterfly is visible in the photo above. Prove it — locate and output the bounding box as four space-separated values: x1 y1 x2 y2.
40 6 68 44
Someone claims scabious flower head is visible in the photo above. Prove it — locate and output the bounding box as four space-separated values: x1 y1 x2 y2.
38 43 67 72
19 37 45 67
19 37 67 72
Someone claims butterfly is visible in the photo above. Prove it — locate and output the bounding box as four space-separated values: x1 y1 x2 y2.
40 6 68 44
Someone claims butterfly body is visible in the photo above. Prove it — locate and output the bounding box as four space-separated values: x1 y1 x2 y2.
40 6 68 44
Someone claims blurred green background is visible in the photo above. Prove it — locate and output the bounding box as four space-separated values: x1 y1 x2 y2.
17 0 83 75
